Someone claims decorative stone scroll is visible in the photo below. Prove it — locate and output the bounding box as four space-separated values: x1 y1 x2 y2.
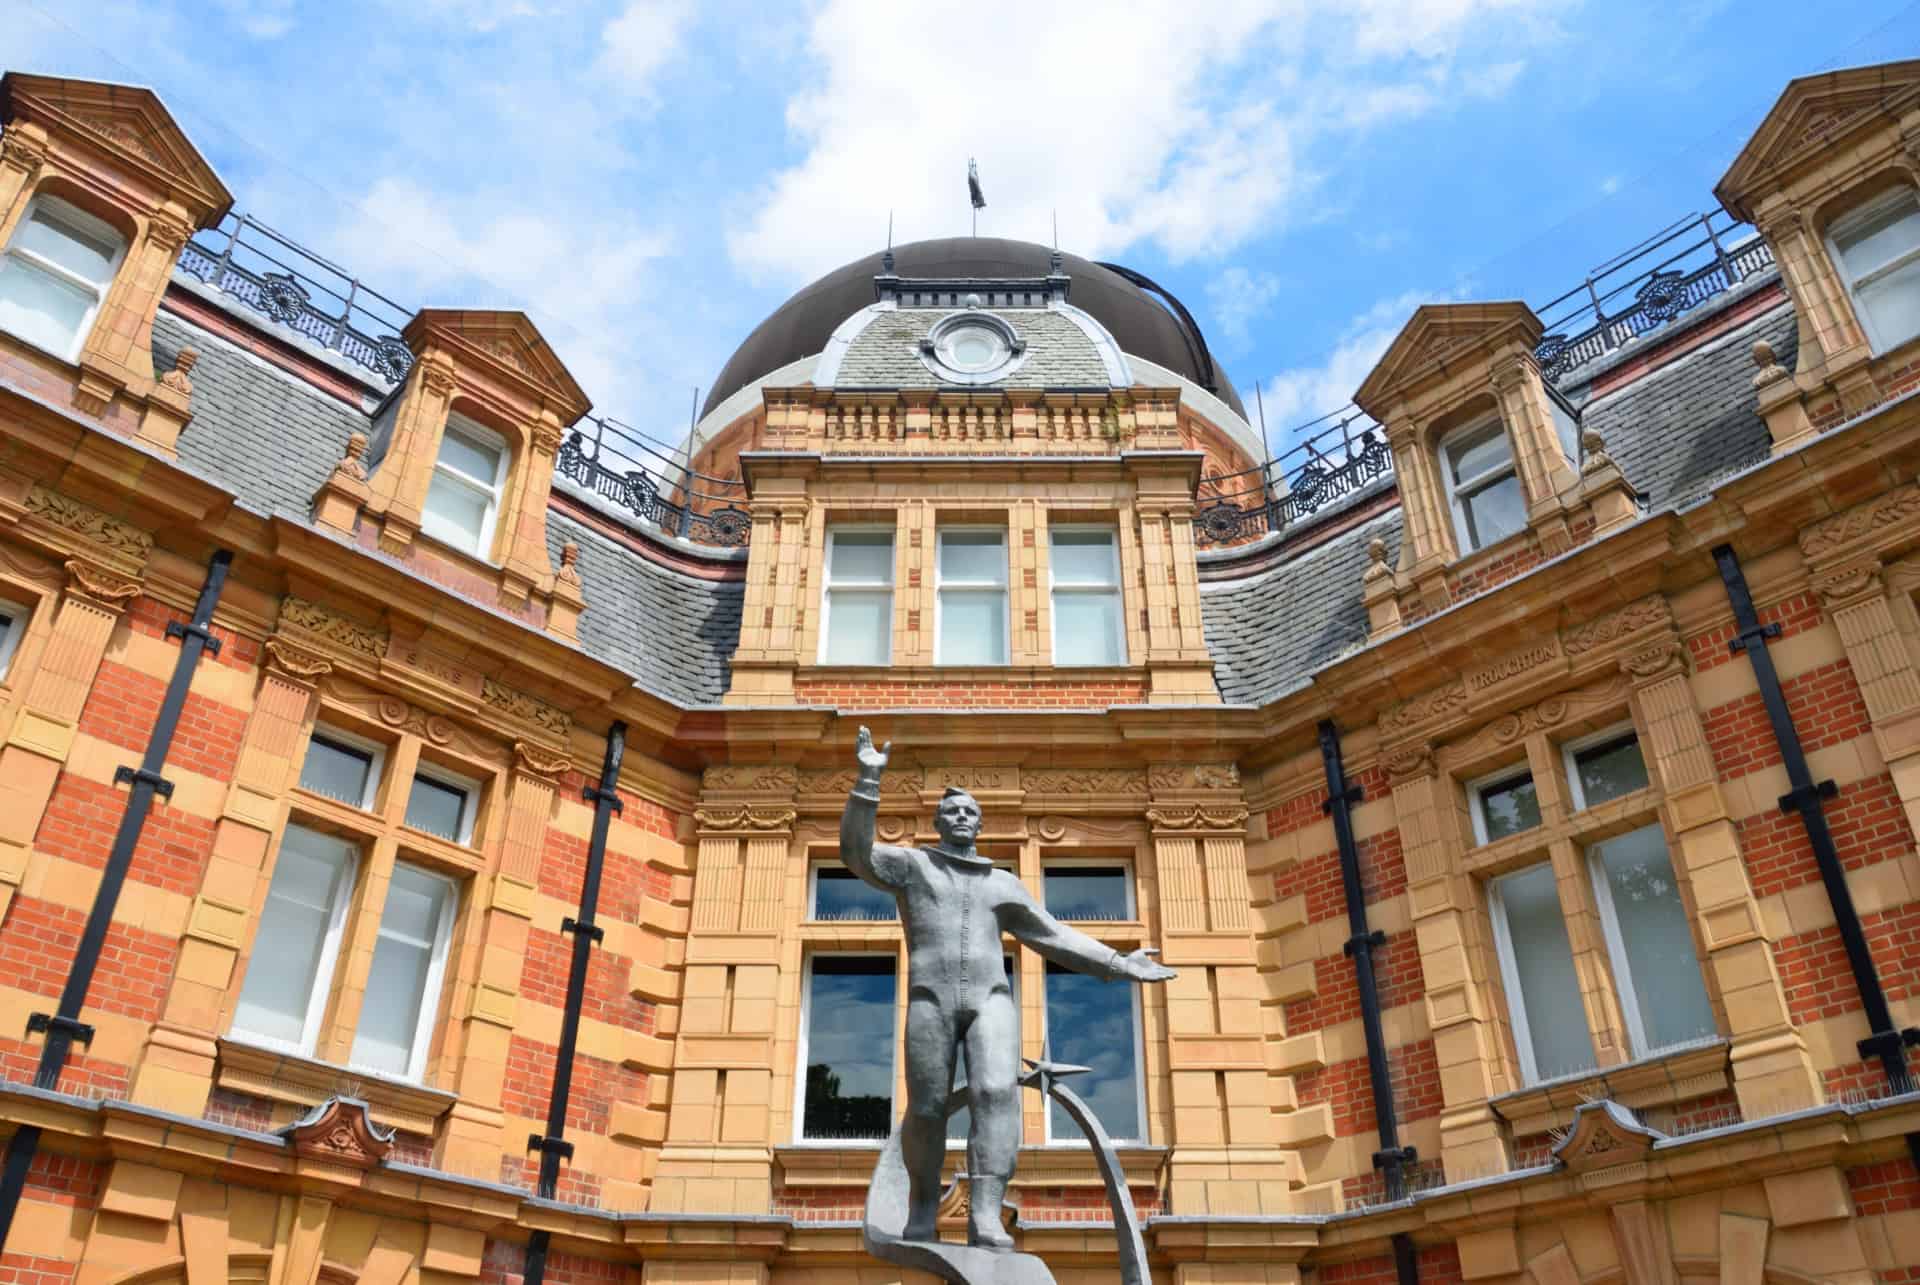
1380 679 1468 738
1800 483 1920 560
280 596 385 661
1550 1099 1662 1176
799 765 924 795
262 636 334 681
25 485 153 564
694 804 798 832
1563 594 1672 655
512 740 572 782
480 677 570 739
1144 804 1249 832
276 1096 395 1170
63 558 142 609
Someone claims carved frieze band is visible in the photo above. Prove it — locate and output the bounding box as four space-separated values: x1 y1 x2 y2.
1144 804 1249 832
704 764 800 794
1148 762 1240 792
694 804 798 832
480 677 571 741
280 596 386 663
1800 483 1920 563
25 485 153 566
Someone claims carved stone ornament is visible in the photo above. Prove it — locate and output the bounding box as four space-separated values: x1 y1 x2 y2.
1492 697 1570 745
0 128 49 175
276 1095 395 1170
1811 562 1882 606
557 540 582 586
1751 338 1789 388
1364 537 1393 582
1620 636 1687 681
420 356 458 398
159 346 198 396
1144 803 1250 831
374 694 454 746
480 677 571 739
26 485 154 563
333 431 369 481
1550 1099 1662 1175
1023 767 1149 794
1579 428 1614 477
532 419 566 455
1562 594 1672 656
513 740 572 782
800 765 924 795
1148 763 1240 791
263 636 335 681
703 763 800 793
695 803 798 832
280 596 385 660
1384 744 1436 783
1800 484 1920 561
63 558 142 608
1381 680 1468 735
876 814 912 843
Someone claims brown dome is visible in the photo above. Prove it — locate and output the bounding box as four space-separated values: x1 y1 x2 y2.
705 237 1244 419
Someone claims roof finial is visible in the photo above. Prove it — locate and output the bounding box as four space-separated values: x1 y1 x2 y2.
882 210 895 273
1051 209 1062 274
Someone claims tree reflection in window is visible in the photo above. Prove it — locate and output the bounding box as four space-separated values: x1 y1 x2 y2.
802 956 897 1141
1044 962 1141 1142
1042 866 1132 921
811 867 898 921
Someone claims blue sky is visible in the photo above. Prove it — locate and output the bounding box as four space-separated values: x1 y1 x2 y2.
8 0 1918 460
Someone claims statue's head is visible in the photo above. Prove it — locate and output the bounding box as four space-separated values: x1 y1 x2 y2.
934 786 981 850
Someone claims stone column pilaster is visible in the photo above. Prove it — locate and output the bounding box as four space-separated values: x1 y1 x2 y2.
1624 633 1823 1115
1490 352 1578 553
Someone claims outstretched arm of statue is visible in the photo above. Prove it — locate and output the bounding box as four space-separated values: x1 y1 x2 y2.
840 726 910 891
999 879 1177 983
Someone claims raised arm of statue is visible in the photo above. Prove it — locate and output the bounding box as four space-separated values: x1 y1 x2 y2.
997 877 1177 984
840 726 911 890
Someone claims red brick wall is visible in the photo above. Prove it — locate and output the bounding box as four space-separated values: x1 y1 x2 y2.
501 1036 646 1139
1316 1243 1460 1284
205 1087 275 1132
1294 1039 1441 1140
1736 772 1913 898
1283 933 1425 1035
35 774 218 898
479 1238 632 1285
0 896 176 1024
1702 658 1872 780
1848 1158 1920 1216
125 597 260 672
1774 901 1920 1026
519 928 653 1034
1686 592 1823 673
76 659 248 783
21 1152 100 1208
0 1254 77 1285
1274 826 1406 924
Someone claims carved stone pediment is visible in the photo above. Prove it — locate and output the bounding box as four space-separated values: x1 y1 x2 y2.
1354 301 1542 417
1716 61 1920 219
277 1095 395 1169
1551 1099 1663 1174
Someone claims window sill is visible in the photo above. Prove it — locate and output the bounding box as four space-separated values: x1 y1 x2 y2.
215 1035 457 1137
1490 1038 1730 1137
774 1142 1168 1189
801 663 1144 682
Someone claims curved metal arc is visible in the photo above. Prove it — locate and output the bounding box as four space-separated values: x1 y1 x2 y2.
1035 1079 1149 1285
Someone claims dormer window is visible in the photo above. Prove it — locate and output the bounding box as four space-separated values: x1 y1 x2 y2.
421 414 507 557
1442 415 1525 554
1829 187 1920 355
0 195 126 363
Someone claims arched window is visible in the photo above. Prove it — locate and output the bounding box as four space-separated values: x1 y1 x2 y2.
1828 186 1920 354
421 412 508 557
1440 414 1525 554
0 193 127 362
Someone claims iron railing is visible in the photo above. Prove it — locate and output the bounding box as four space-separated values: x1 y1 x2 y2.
177 213 415 382
554 416 752 547
173 203 1779 552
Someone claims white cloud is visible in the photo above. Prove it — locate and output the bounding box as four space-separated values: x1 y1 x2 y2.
1248 289 1439 455
1205 267 1282 351
729 0 1562 285
597 0 694 95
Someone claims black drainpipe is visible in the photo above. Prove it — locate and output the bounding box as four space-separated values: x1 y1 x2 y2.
1713 546 1920 1170
1319 720 1420 1285
523 720 626 1285
0 549 233 1254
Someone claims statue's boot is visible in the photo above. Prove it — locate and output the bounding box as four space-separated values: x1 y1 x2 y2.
968 1175 1015 1251
902 1191 940 1243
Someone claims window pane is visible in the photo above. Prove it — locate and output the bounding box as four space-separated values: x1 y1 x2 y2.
1045 963 1140 1141
830 532 893 584
233 827 352 1047
1573 734 1649 808
812 868 897 921
405 774 468 841
1051 531 1118 585
1496 862 1596 1082
1594 825 1717 1053
1043 866 1131 920
940 531 1005 584
15 205 120 283
349 864 451 1076
1550 398 1580 464
1462 473 1526 549
438 423 502 486
802 957 897 1141
0 258 91 354
823 589 891 665
1054 591 1124 665
299 735 374 806
1836 195 1920 279
1478 772 1540 842
1856 256 1920 351
421 472 489 552
950 957 1015 1142
1446 423 1510 483
940 590 1007 664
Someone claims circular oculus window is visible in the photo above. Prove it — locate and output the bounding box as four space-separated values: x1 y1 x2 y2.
939 322 1008 373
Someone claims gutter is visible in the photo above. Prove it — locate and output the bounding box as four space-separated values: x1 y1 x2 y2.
0 550 233 1254
1317 720 1420 1285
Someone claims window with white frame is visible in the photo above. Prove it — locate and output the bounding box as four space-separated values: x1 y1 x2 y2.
937 528 1008 665
404 765 478 845
808 865 898 921
1050 527 1125 665
1044 961 1143 1142
297 727 384 810
1489 861 1597 1083
1441 416 1527 554
0 195 126 362
949 955 1016 1145
1563 726 1651 810
0 598 29 682
420 414 507 557
231 825 357 1055
798 954 898 1142
347 862 457 1080
821 528 894 665
1042 862 1134 921
1468 765 1541 845
1830 187 1920 354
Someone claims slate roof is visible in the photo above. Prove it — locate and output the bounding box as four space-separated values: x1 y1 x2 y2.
1198 294 1794 707
155 302 746 708
835 307 1112 389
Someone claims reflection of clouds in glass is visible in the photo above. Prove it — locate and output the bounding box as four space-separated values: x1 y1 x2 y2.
1045 969 1139 1141
812 869 898 921
808 970 896 1097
